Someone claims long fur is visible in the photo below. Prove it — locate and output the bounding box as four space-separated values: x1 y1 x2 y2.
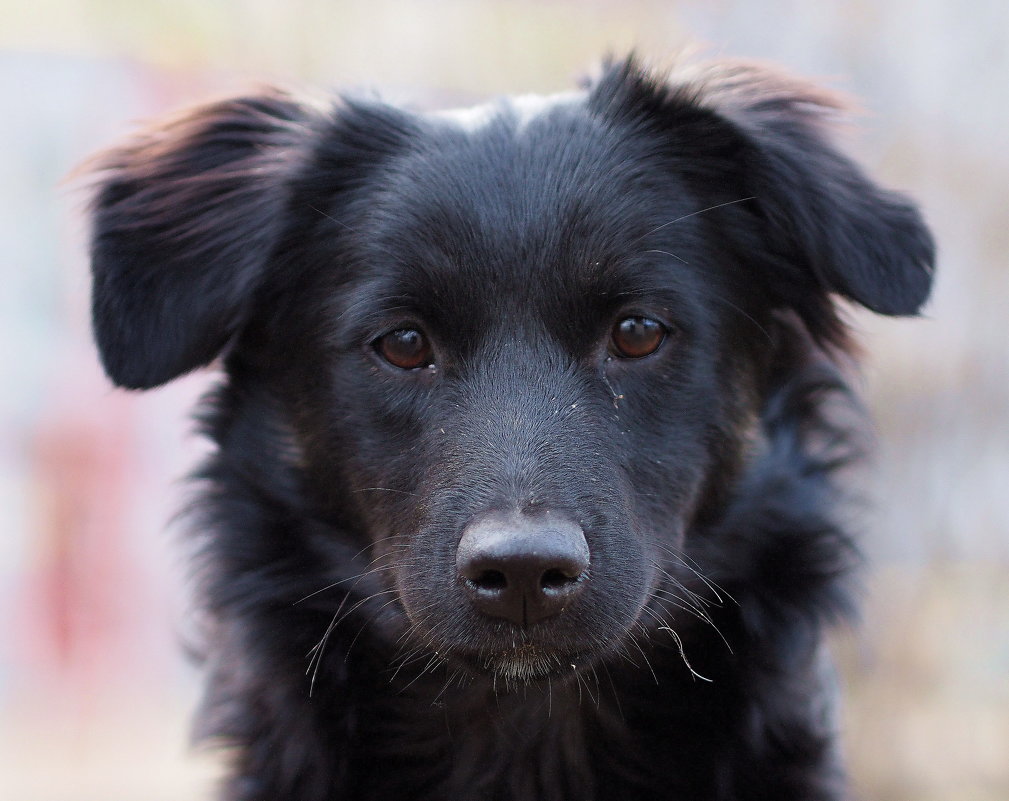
85 55 934 800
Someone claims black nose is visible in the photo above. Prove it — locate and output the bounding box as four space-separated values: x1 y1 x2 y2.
456 512 590 627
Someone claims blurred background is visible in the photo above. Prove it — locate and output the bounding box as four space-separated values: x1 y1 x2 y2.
2 1 1007 799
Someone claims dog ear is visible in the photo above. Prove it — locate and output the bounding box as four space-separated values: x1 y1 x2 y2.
698 63 935 317
593 58 935 318
85 92 324 389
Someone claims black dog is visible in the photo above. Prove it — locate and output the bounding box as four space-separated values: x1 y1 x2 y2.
86 56 934 800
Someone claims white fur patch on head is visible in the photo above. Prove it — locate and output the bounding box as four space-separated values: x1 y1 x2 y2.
508 91 581 130
432 100 500 132
433 91 582 134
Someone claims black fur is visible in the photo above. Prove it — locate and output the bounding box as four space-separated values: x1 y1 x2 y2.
85 56 934 800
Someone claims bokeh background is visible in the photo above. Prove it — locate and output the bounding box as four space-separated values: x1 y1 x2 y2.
2 1 1007 799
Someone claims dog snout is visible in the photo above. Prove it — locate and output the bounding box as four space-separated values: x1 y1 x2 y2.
456 512 590 627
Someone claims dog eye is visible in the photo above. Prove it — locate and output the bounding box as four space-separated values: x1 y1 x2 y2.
611 316 667 359
375 329 433 370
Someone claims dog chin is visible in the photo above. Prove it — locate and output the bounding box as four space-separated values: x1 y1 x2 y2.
462 644 593 684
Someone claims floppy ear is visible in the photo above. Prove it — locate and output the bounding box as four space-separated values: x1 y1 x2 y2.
86 91 324 389
695 63 935 317
593 58 935 318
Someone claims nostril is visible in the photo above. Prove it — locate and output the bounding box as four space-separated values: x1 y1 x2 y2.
469 569 508 592
540 567 585 592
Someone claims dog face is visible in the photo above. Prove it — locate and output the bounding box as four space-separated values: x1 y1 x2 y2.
280 103 771 679
87 59 933 685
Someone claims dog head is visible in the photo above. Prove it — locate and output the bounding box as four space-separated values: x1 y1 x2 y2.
87 57 933 682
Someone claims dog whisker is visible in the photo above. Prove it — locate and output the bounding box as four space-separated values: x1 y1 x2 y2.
308 204 358 233
352 487 421 497
657 625 713 683
650 542 737 606
643 247 690 264
637 196 757 241
295 562 399 605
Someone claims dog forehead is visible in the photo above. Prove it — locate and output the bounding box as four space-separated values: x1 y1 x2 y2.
360 93 682 298
419 91 658 215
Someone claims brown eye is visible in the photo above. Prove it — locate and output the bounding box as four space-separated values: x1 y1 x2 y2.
375 329 433 370
611 316 666 359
